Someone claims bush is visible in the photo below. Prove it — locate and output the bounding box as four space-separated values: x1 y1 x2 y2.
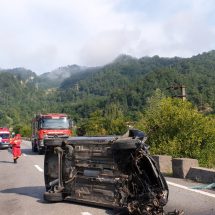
136 92 215 168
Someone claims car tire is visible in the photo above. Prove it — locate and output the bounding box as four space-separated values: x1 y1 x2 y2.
43 192 64 202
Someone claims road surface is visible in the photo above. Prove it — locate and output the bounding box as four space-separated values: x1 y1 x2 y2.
0 140 214 215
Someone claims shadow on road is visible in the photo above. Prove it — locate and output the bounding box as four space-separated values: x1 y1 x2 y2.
0 148 9 151
0 160 14 164
0 186 45 202
21 148 41 156
63 200 114 215
1 187 128 214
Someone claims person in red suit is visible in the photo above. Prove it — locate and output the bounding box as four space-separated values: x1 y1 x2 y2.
10 134 22 163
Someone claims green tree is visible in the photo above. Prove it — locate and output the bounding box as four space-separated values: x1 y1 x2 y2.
81 110 106 135
104 103 127 135
136 94 215 167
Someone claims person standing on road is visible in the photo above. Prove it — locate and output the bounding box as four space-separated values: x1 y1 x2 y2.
10 134 22 163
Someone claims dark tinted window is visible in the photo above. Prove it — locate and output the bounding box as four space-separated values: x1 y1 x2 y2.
0 133 10 138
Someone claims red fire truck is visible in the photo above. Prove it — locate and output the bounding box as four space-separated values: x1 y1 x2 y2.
31 113 72 154
0 127 10 149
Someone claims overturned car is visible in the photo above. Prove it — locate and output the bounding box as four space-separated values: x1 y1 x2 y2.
43 130 170 215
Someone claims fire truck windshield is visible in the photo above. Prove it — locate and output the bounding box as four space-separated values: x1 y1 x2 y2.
0 133 10 138
40 117 70 129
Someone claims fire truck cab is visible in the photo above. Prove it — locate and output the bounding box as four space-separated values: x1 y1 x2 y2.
31 113 72 154
0 127 10 149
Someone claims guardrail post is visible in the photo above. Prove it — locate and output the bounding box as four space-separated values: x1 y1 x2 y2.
172 158 199 178
152 155 172 175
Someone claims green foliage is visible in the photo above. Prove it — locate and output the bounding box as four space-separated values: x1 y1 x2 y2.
81 111 107 136
60 51 215 116
137 93 215 167
19 124 32 137
13 123 31 137
104 102 127 135
79 104 127 136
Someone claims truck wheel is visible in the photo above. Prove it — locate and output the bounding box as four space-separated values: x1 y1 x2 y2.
43 192 64 202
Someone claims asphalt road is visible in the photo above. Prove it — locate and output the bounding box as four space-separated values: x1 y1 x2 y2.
0 140 215 215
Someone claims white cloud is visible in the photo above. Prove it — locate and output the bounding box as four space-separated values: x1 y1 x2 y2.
0 0 215 74
80 29 141 66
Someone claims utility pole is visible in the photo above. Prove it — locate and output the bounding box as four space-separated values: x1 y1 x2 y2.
167 84 186 101
75 83 79 91
179 85 186 101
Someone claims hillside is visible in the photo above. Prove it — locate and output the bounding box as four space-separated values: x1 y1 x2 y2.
59 51 215 119
0 67 37 83
0 51 215 133
0 70 57 130
39 65 87 88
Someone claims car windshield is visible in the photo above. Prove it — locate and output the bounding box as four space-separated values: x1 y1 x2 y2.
0 133 10 139
40 117 70 129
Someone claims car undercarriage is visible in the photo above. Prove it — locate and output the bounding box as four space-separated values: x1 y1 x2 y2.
43 130 183 215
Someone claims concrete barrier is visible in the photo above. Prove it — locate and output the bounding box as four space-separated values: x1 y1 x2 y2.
152 155 172 175
186 167 215 183
172 158 199 178
153 156 214 183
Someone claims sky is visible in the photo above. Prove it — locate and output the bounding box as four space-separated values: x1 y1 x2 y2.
0 0 215 75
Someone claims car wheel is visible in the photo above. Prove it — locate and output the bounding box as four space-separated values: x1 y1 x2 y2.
43 192 64 202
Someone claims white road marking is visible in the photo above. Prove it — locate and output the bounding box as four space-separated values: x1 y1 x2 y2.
34 165 44 173
81 212 93 215
22 153 27 157
167 181 215 198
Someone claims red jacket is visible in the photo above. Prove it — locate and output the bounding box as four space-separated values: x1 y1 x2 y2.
10 134 22 158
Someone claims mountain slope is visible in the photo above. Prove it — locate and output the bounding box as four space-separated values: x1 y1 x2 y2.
39 65 88 88
59 51 215 117
0 67 37 83
1 50 215 131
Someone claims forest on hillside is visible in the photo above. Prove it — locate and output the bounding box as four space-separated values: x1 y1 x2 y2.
0 51 215 132
58 51 215 121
